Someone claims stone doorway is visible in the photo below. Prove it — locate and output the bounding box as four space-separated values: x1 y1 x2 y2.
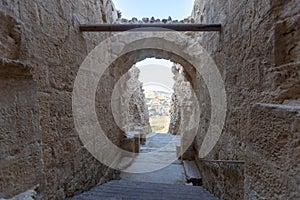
79 33 209 186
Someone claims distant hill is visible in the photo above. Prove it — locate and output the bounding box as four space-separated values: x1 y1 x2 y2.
144 90 172 133
144 90 172 117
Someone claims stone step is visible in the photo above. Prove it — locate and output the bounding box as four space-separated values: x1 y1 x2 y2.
103 180 203 192
81 189 203 200
183 160 202 186
69 180 218 200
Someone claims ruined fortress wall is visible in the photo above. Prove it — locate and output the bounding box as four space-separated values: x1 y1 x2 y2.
244 1 300 199
168 65 183 135
192 0 299 199
117 66 151 135
0 59 44 199
245 103 300 199
110 65 151 153
0 0 119 199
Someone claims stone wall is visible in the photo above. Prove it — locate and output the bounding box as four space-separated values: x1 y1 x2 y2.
168 63 200 159
168 64 183 135
0 0 119 199
191 0 299 199
195 157 244 200
0 59 44 199
272 0 300 100
123 66 151 136
168 93 180 135
112 66 151 153
0 2 203 197
245 103 300 199
1 0 298 198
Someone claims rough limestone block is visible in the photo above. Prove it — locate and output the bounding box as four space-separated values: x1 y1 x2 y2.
0 60 44 199
275 15 300 66
245 103 300 200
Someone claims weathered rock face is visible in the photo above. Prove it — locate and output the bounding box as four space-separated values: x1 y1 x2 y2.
1 0 298 199
0 0 118 199
245 103 300 200
103 65 151 156
191 0 300 199
0 15 21 59
120 66 151 136
168 64 200 159
168 93 180 134
0 59 44 199
169 64 186 135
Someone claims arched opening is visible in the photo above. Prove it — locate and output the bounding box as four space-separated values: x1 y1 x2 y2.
91 43 210 183
96 47 204 141
73 31 221 194
108 53 200 184
2 0 296 198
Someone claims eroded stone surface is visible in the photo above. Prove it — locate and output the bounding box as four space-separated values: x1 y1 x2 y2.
120 66 151 136
0 0 299 199
0 59 43 199
191 0 300 199
245 103 300 200
0 0 119 199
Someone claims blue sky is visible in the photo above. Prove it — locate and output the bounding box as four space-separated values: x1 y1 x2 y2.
113 0 195 20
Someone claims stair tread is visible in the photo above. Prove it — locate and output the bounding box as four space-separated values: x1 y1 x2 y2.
103 182 205 192
69 180 218 200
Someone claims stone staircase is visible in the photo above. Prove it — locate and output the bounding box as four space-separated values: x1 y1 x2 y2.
69 180 218 200
70 133 218 199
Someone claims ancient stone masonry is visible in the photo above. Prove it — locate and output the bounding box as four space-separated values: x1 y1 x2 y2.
168 93 180 135
102 65 152 162
0 0 120 199
0 15 21 59
169 64 185 135
245 103 300 199
124 66 151 136
0 0 299 199
0 59 44 199
116 65 152 140
114 16 196 24
168 64 200 160
191 0 300 199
